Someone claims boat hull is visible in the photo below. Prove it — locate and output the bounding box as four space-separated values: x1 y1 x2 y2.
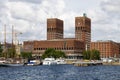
0 63 24 67
42 58 57 65
43 61 57 65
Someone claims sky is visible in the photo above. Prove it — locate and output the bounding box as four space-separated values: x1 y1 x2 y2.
0 0 120 43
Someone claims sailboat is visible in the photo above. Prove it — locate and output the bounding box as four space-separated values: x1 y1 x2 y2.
0 59 24 67
0 25 24 67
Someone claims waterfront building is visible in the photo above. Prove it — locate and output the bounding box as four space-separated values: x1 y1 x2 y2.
118 43 120 55
90 40 119 58
75 13 91 50
47 18 63 40
33 39 85 59
23 39 85 59
23 41 34 53
23 14 91 59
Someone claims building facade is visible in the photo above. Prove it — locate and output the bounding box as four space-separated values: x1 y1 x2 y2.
23 14 91 59
32 39 85 59
47 18 63 40
118 43 120 55
75 14 91 50
23 41 34 53
90 40 119 58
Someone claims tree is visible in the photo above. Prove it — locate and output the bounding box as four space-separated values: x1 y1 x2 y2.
83 49 100 60
83 50 90 59
21 52 32 59
42 48 56 59
7 48 16 58
0 44 3 53
0 44 3 57
55 50 66 58
41 48 66 59
91 49 100 60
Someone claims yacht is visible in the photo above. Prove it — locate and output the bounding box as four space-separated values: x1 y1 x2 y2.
56 59 66 64
42 58 57 65
27 60 41 66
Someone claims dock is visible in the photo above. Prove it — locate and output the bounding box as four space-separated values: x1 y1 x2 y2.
72 60 103 66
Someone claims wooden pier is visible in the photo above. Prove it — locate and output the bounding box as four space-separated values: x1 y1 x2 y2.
73 60 103 67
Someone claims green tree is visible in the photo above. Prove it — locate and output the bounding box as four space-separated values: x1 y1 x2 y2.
41 48 66 59
0 44 3 57
91 49 100 60
1 48 8 58
83 50 90 59
55 50 66 58
0 44 3 53
83 49 100 60
7 48 16 58
21 52 32 59
42 48 56 58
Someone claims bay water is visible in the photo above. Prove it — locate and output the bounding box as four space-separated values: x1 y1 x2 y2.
0 65 120 80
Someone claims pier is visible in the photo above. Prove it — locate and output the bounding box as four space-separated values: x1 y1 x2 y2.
72 60 103 66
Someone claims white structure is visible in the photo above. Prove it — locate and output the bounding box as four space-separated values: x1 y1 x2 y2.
42 58 57 65
27 60 40 66
56 59 66 64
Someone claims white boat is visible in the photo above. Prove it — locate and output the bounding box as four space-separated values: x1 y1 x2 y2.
4 63 24 67
0 62 24 67
27 60 41 66
0 59 24 67
56 59 66 64
0 60 6 63
42 58 57 65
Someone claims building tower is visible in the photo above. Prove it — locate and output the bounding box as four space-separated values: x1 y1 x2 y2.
75 13 91 50
47 18 63 40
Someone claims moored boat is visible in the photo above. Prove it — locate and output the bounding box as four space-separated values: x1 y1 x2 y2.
0 58 24 67
56 59 66 64
27 60 41 66
3 63 24 67
42 58 57 65
0 62 24 67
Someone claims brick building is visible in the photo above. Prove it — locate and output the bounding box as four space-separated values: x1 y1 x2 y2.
23 41 34 52
90 40 119 58
47 18 63 40
32 39 85 59
23 14 91 59
75 13 91 50
118 43 120 55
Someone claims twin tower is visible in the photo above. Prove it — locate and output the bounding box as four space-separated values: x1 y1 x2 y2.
47 14 91 50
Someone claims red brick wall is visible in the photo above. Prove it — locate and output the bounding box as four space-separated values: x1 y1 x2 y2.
47 18 63 40
75 16 91 50
90 41 119 58
33 39 85 57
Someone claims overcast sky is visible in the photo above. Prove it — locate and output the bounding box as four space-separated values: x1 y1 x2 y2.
0 0 120 43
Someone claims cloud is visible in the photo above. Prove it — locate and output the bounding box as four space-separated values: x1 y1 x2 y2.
101 0 120 14
0 0 67 43
0 0 120 43
88 0 120 42
10 0 42 4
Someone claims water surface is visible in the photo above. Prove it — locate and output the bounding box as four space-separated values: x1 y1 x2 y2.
0 65 120 80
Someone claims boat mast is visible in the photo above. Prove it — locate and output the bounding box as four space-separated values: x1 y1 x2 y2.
12 25 14 48
3 24 8 58
4 24 6 49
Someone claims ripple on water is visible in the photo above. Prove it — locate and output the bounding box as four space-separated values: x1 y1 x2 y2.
0 65 120 80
